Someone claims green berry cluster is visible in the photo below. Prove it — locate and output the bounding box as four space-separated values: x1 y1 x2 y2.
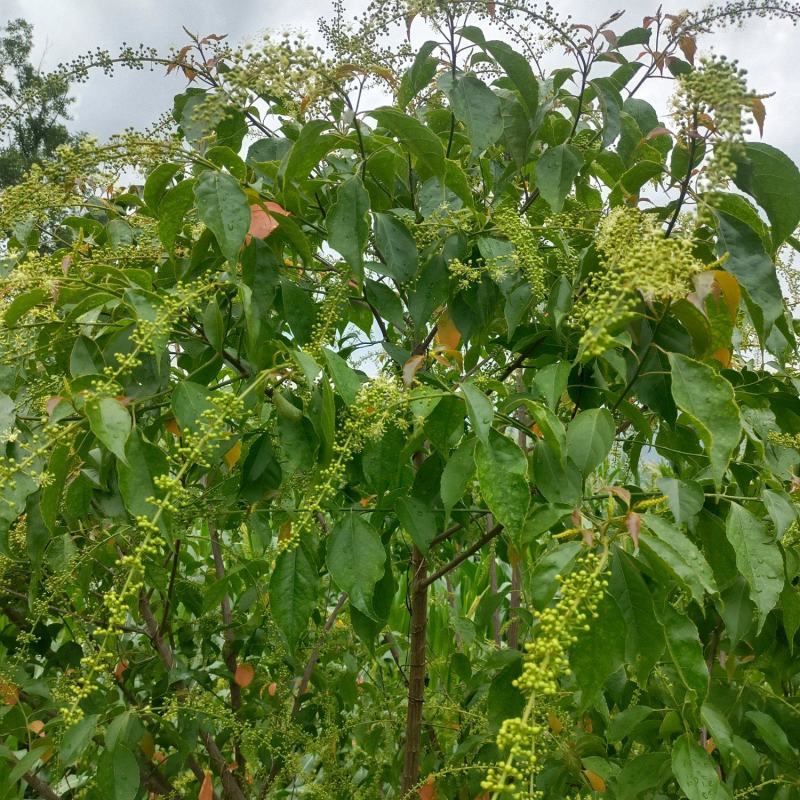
482 550 607 799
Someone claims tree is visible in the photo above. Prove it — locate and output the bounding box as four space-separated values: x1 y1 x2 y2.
0 18 75 189
0 1 799 798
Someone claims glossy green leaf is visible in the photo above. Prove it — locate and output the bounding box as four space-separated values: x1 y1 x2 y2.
475 429 529 537
270 540 318 648
328 175 370 279
194 170 250 263
85 397 131 463
671 735 730 800
725 502 784 631
448 74 503 155
535 143 584 212
327 515 386 620
373 213 418 282
460 381 493 444
668 353 742 489
566 408 614 475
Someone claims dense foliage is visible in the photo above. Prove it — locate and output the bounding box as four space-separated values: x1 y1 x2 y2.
1 1 800 798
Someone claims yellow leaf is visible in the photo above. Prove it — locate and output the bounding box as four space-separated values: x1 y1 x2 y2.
435 309 461 351
751 98 766 137
224 441 242 468
547 712 563 733
403 354 425 387
713 270 740 323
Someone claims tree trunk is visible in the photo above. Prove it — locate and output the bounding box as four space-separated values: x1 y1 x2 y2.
401 545 428 795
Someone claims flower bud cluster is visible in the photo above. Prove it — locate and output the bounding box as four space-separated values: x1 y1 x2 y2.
482 551 607 798
574 207 703 358
493 207 547 301
284 376 408 549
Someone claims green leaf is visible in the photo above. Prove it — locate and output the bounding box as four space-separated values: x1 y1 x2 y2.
157 178 195 252
656 477 705 525
590 78 623 147
641 514 717 604
610 551 665 684
566 408 614 476
615 753 670 800
194 170 250 263
745 710 796 761
239 434 282 502
96 746 139 800
323 347 364 405
570 591 626 708
397 41 438 109
143 162 181 211
616 27 652 47
440 437 475 514
606 705 655 742
460 381 493 444
270 540 318 649
4 287 46 326
733 142 800 249
60 715 99 765
725 503 784 632
172 381 214 434
327 515 386 619
459 28 539 119
373 213 418 282
535 143 584 212
202 300 224 352
85 397 131 463
397 496 437 552
328 175 370 279
370 107 445 177
475 429 529 537
448 75 503 156
701 703 736 765
118 430 170 531
658 602 708 702
671 735 731 800
715 211 784 343
281 119 338 186
668 353 742 489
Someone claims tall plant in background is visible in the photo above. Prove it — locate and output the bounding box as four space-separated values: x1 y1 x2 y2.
0 1 800 798
0 18 78 189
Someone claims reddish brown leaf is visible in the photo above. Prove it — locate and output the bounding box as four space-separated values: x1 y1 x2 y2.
234 663 255 688
246 201 289 242
418 776 437 799
114 661 128 683
678 35 697 65
751 97 766 137
268 682 278 696
599 30 618 47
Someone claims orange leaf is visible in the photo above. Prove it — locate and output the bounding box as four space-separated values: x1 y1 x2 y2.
199 771 214 800
402 354 425 387
705 737 716 754
278 521 292 543
224 441 242 469
713 270 740 323
712 348 732 368
435 309 461 351
418 776 437 799
28 720 45 736
234 663 255 688
583 769 606 792
165 418 181 436
268 681 278 697
247 201 289 242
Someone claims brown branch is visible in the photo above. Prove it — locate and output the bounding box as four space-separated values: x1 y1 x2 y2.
159 539 181 640
22 771 61 800
401 545 429 795
421 524 505 590
201 732 247 800
292 592 349 715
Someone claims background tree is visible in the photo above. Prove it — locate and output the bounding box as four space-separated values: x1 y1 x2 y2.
0 2 799 800
0 18 76 189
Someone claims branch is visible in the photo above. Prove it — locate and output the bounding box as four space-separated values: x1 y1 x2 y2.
421 524 505 590
22 770 61 800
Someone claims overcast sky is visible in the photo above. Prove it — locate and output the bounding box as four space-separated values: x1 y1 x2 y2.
5 0 799 163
